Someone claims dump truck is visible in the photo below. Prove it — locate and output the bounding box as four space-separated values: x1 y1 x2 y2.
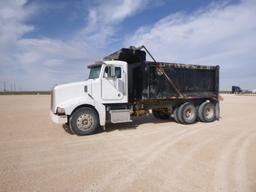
50 46 220 135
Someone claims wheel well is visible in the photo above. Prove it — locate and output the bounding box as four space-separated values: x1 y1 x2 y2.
172 99 215 110
70 104 99 119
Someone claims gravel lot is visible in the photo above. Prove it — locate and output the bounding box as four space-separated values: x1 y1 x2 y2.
0 94 255 192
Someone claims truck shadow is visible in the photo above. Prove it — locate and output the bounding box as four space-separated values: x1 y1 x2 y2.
62 123 74 135
105 114 176 133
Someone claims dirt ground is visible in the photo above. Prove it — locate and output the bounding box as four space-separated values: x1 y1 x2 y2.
0 94 255 192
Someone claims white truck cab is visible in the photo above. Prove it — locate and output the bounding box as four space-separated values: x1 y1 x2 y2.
50 60 130 135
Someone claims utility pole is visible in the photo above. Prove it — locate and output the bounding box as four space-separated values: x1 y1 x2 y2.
4 81 6 92
14 80 16 91
10 81 13 91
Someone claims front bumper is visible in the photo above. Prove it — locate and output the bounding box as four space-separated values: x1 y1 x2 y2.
50 111 67 124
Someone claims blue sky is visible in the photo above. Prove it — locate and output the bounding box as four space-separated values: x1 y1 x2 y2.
0 0 255 91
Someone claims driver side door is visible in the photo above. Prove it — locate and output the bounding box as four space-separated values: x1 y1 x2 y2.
101 65 125 101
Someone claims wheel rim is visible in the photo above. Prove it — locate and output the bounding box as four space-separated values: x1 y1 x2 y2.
76 114 94 131
205 106 214 119
184 107 195 121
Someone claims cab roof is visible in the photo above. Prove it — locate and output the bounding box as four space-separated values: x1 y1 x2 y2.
87 61 105 68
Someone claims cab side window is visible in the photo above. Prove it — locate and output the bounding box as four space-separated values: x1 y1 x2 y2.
115 67 121 78
104 66 121 78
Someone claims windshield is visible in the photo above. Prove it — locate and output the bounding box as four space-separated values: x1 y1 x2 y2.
88 65 102 79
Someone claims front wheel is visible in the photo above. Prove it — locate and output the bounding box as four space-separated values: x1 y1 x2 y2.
69 107 99 136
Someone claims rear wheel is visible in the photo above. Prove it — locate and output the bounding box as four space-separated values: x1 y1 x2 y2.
173 107 180 123
69 107 99 136
215 102 220 120
178 102 197 124
198 102 216 122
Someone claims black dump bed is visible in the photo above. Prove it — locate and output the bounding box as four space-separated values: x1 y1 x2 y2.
104 47 146 64
128 62 219 102
104 47 219 103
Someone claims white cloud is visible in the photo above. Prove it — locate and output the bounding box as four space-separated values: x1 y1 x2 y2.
0 0 37 90
0 0 150 90
3 0 254 91
78 0 150 48
0 0 95 90
127 0 256 90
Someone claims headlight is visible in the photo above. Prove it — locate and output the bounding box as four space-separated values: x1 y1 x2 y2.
56 107 65 115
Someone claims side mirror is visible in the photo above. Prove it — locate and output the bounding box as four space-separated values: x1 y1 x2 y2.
107 65 115 77
110 65 115 77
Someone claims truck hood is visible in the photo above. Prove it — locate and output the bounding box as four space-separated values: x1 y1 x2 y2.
51 80 92 113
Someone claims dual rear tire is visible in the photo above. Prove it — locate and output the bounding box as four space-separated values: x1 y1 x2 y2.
173 101 217 124
198 102 216 122
174 102 197 124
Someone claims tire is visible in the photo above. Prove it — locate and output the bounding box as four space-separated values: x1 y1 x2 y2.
177 103 186 124
173 107 180 123
215 102 220 120
69 107 99 136
198 102 216 122
178 102 197 124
